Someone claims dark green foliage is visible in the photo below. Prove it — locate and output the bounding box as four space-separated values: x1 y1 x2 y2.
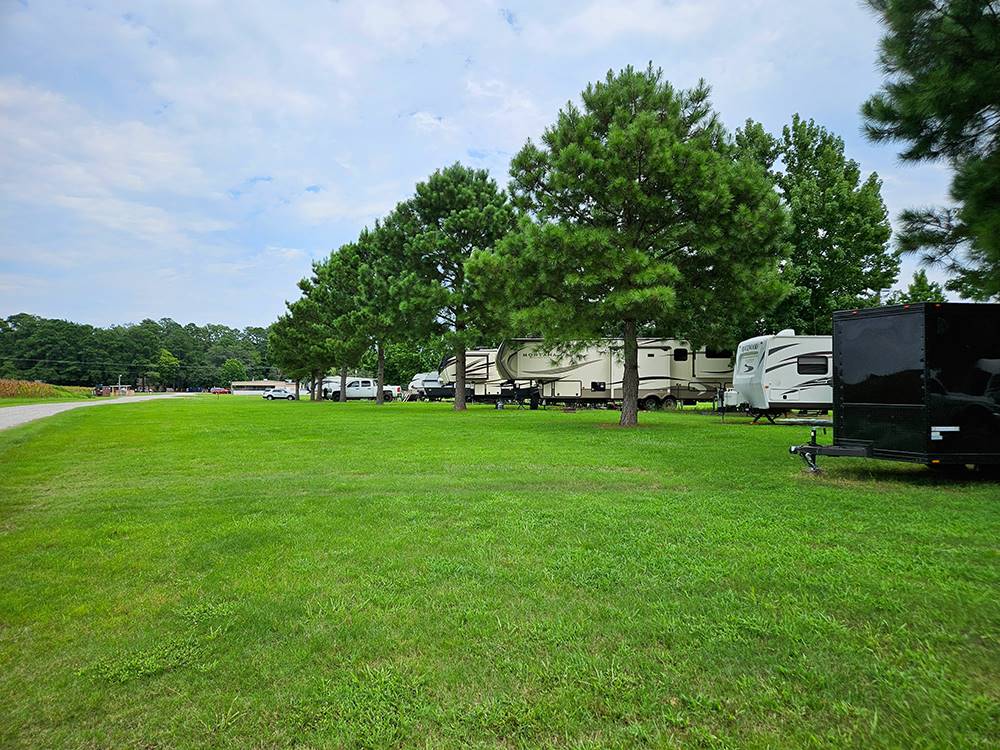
737 115 898 334
298 246 371 380
885 269 948 304
359 339 450 387
395 163 516 409
0 314 274 388
218 358 248 385
468 65 789 424
862 0 1000 299
268 297 337 396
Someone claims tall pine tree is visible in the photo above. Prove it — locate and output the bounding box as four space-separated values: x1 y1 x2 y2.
469 65 789 426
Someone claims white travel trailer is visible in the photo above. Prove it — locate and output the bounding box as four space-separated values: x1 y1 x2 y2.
495 338 734 409
724 330 832 417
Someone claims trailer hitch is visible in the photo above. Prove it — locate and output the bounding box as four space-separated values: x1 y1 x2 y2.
789 427 821 473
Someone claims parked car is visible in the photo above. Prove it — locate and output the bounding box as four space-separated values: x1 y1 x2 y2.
209 387 230 394
325 378 402 401
263 387 296 400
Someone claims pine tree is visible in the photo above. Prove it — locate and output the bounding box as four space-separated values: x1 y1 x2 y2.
862 0 1000 299
468 65 789 426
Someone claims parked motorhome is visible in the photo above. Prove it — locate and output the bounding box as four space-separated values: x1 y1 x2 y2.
495 338 733 408
791 303 1000 472
724 330 832 418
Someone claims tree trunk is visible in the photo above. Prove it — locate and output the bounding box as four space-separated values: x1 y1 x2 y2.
453 347 467 411
294 380 300 399
375 343 385 405
339 365 347 403
619 320 639 427
310 372 319 402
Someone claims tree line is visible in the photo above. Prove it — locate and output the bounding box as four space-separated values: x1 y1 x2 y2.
0 314 273 390
270 65 906 425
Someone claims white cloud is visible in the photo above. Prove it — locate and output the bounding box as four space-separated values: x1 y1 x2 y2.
538 0 725 49
294 188 395 226
410 110 456 134
0 0 960 324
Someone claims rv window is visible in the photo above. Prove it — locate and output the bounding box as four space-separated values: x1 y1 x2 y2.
673 348 688 362
706 348 733 360
797 356 828 375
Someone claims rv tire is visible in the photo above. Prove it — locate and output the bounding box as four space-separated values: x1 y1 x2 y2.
641 396 661 411
662 396 678 410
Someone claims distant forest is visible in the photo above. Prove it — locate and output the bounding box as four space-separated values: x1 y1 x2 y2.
0 313 449 390
0 314 275 389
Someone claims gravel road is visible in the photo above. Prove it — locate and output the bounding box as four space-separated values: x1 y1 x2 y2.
0 394 191 432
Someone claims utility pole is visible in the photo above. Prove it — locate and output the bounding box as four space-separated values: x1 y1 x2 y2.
117 373 122 396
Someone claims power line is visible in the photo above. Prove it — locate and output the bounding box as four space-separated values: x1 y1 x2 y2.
0 355 275 373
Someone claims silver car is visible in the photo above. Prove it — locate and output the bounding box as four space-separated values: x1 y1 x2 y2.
263 387 296 400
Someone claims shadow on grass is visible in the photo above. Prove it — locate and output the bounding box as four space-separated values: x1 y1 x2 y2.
816 461 1000 489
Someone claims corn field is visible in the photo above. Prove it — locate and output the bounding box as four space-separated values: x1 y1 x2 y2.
0 379 93 399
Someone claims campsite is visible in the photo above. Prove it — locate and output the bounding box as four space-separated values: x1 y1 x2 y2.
3 0 1000 747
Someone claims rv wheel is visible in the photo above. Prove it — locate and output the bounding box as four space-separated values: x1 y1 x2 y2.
641 396 661 411
662 396 678 410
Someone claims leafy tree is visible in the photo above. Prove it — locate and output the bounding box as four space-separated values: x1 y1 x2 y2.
301 246 371 402
862 0 1000 299
468 65 788 426
347 219 431 405
885 269 948 304
736 115 898 334
268 299 336 399
359 338 450 388
155 348 181 388
218 357 248 386
397 164 515 410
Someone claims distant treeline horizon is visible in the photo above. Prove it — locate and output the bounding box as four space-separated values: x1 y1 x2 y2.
0 313 275 389
0 312 449 390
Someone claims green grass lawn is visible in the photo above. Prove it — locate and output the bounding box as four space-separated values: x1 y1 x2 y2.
0 396 93 408
0 399 996 748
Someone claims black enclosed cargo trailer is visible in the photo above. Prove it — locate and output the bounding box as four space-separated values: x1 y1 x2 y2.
791 303 1000 471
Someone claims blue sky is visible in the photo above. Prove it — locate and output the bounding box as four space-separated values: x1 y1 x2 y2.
0 0 951 328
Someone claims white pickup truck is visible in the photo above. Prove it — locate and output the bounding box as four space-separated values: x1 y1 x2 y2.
325 378 402 402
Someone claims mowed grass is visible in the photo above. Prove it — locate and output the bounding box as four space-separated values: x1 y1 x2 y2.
0 396 93 408
0 398 997 749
